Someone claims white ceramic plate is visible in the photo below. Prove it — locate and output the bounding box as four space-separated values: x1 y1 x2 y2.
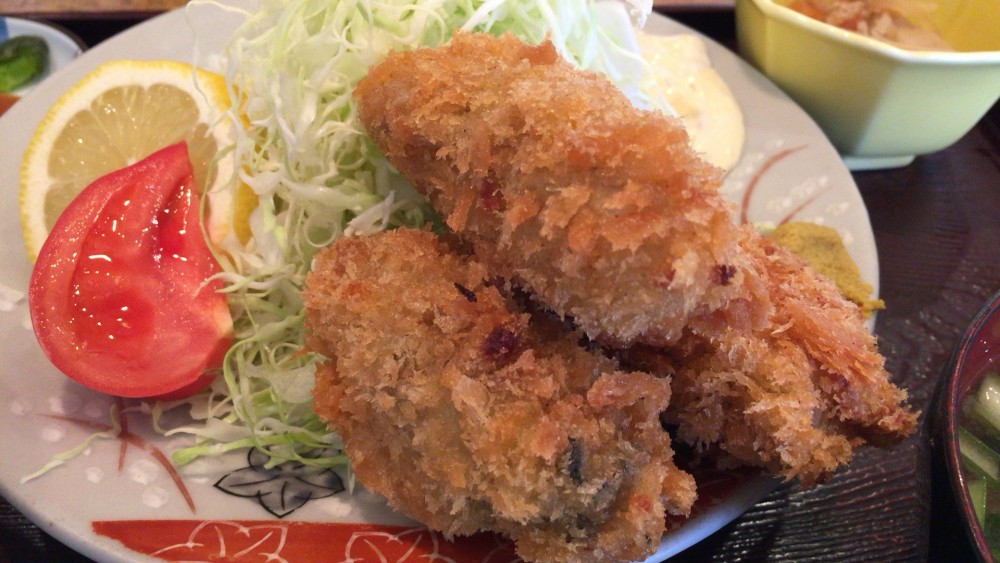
0 17 84 96
0 3 875 562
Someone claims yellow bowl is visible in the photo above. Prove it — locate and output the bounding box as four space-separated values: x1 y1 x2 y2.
735 0 1000 169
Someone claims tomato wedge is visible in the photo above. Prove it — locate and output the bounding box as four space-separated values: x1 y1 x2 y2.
28 142 233 400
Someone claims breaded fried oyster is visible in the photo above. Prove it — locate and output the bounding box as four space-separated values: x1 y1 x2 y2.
303 228 696 563
354 31 769 349
353 31 917 485
628 229 917 484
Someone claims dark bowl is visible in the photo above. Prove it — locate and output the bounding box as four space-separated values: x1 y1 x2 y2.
941 289 1000 562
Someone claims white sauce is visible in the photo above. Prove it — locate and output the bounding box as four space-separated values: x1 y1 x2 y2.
636 31 745 172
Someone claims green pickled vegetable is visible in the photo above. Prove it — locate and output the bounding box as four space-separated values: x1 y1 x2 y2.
0 35 49 92
986 512 1000 560
969 478 988 524
960 425 1000 486
959 370 1000 553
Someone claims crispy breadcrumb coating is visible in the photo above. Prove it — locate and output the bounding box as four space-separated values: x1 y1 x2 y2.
354 31 769 349
303 228 696 563
628 228 917 484
352 31 916 486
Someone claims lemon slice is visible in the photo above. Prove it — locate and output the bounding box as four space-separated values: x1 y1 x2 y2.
19 59 241 262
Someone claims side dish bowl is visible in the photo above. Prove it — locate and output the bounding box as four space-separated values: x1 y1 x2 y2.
734 0 1000 170
941 288 1000 562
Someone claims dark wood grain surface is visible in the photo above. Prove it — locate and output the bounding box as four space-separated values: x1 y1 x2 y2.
2 7 997 563
0 0 186 20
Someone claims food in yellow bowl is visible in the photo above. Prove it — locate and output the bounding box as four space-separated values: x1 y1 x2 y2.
736 0 1000 169
786 0 953 51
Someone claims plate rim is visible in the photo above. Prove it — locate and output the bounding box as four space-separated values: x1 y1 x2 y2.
0 4 874 562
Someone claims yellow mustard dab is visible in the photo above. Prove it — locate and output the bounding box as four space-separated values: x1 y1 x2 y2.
767 221 885 317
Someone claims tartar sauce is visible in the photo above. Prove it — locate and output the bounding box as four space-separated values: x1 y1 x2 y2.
637 32 745 172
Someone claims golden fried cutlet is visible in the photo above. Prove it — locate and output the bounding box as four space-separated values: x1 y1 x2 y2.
352 30 916 487
629 228 917 484
354 31 769 349
303 228 696 563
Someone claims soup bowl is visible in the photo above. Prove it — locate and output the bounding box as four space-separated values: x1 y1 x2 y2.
940 289 1000 561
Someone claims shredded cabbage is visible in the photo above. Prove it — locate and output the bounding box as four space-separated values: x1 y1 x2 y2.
168 0 664 470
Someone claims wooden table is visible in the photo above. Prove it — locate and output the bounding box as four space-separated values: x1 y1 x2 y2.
0 0 728 19
2 5 996 562
0 0 187 20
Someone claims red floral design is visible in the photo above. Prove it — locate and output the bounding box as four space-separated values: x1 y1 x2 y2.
93 520 521 562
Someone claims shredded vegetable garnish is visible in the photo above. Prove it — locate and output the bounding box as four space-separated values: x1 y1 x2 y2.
165 0 665 471
20 404 123 483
